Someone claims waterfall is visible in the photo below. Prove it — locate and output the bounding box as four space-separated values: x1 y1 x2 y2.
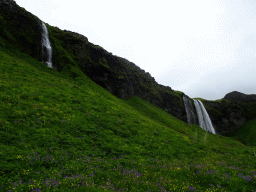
193 99 216 134
183 95 196 124
41 21 52 68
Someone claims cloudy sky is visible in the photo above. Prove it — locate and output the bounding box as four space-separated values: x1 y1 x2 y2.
15 0 256 100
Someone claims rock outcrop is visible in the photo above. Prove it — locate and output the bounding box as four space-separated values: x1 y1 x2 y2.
69 30 88 43
224 91 256 103
200 99 246 135
199 92 256 136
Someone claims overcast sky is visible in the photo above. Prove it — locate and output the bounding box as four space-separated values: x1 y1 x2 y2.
15 0 256 100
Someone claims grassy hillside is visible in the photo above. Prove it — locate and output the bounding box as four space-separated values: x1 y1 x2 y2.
227 119 256 147
0 46 256 192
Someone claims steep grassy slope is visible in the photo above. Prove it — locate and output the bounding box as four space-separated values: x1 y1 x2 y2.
0 0 189 126
227 119 256 147
0 43 256 192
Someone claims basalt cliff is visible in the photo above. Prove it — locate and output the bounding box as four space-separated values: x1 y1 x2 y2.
1 0 256 136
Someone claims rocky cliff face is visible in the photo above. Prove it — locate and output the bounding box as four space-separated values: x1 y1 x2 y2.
1 0 256 136
224 91 256 103
0 0 42 61
200 99 246 135
199 92 256 136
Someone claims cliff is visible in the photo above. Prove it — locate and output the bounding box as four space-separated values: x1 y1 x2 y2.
0 0 42 60
224 91 256 103
196 92 256 136
1 0 256 136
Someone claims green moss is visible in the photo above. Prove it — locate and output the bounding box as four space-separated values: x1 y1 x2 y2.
208 106 222 117
99 57 111 70
93 45 104 50
51 37 75 64
0 15 15 43
214 99 223 103
193 97 206 101
223 99 232 103
173 90 183 96
190 98 195 105
171 91 184 107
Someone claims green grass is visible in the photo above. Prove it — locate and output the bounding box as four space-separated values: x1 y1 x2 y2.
227 119 256 147
0 46 256 192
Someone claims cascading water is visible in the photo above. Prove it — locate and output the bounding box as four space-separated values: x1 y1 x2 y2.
193 99 216 134
41 21 52 68
183 95 196 124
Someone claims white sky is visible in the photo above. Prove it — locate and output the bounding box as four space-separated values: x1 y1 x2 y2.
14 0 256 100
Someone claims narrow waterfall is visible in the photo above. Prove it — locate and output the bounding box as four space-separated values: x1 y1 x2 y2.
41 21 53 68
193 99 216 134
183 95 196 124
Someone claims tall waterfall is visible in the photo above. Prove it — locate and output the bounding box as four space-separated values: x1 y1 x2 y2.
183 95 196 124
193 99 216 134
41 21 52 68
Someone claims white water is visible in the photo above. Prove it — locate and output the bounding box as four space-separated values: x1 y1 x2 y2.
41 22 52 68
183 95 196 124
193 99 216 134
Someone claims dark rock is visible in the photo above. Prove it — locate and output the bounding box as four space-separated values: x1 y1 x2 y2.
224 91 256 103
201 91 256 136
0 0 42 61
183 95 198 125
0 0 16 6
63 30 88 43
